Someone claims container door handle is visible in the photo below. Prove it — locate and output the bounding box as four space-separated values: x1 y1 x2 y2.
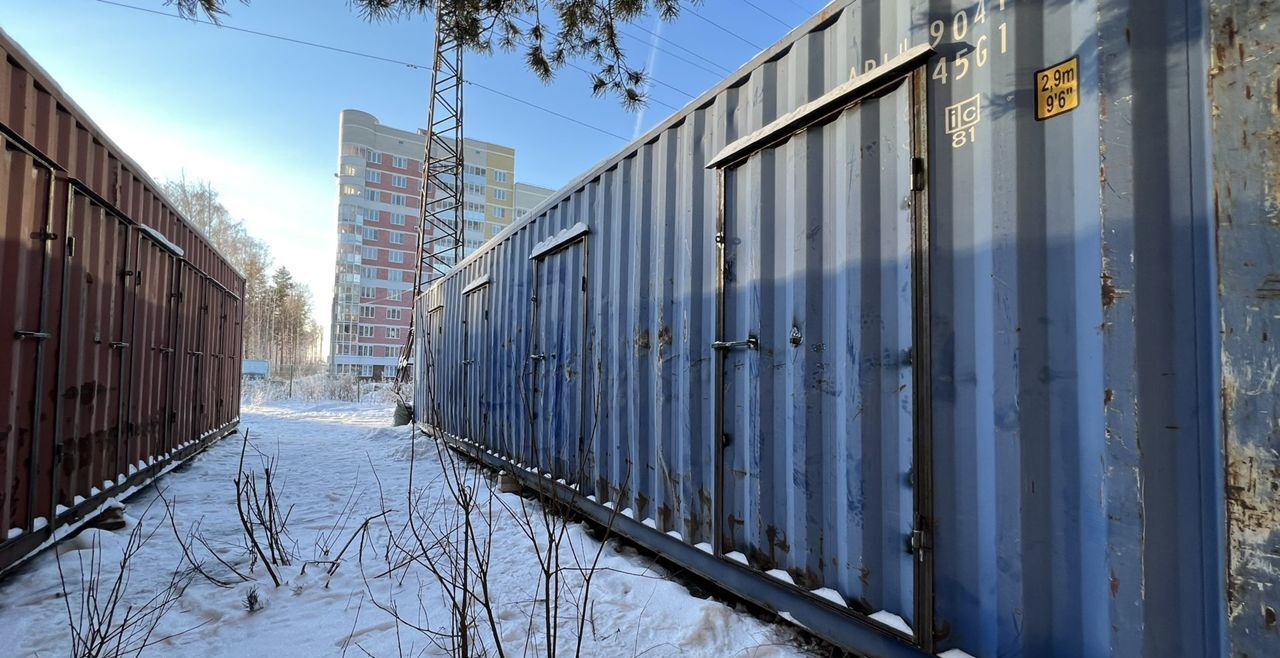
14 330 50 340
712 337 758 351
110 341 129 350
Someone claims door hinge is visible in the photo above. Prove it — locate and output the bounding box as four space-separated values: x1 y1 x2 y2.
911 157 926 192
909 524 931 559
30 231 57 241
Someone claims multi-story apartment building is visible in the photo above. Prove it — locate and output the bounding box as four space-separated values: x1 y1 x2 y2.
515 182 555 219
330 109 553 379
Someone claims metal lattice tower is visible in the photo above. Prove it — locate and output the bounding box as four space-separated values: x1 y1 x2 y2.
400 4 463 377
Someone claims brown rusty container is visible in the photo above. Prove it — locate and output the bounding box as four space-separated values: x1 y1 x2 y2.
0 28 243 573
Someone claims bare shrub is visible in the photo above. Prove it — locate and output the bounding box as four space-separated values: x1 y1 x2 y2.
55 501 202 657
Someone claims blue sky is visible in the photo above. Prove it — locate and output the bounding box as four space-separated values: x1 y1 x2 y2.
0 0 826 335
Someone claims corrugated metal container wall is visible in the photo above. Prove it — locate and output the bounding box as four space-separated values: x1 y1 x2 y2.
0 30 244 574
1209 2 1280 656
413 0 1269 656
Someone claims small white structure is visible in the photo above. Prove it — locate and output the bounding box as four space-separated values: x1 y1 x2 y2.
242 359 270 380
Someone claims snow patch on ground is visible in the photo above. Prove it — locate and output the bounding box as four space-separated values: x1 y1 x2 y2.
0 401 810 657
938 650 978 658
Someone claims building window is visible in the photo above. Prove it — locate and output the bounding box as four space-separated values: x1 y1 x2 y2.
387 308 403 320
361 286 375 298
362 246 377 260
465 165 487 176
392 156 408 168
367 170 382 183
360 306 375 319
392 194 407 206
341 185 361 196
357 345 374 357
387 289 405 301
388 250 405 264
363 228 379 241
365 190 379 202
390 232 405 245
360 364 374 377
494 188 508 201
465 182 484 195
364 209 379 223
367 150 383 164
387 327 401 340
340 164 357 177
494 170 509 182
362 266 376 279
390 213 406 226
358 325 374 338
494 207 506 218
516 208 528 218
392 175 408 188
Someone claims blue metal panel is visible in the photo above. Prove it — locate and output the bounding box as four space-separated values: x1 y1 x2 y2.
411 0 1240 655
719 83 919 628
1208 1 1280 655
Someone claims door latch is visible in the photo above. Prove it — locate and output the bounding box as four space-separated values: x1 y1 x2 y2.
712 337 759 351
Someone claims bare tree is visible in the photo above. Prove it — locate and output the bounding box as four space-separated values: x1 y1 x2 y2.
162 177 324 373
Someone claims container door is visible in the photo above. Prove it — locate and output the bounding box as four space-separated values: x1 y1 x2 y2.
173 263 204 448
54 188 132 511
0 146 55 544
530 240 586 481
462 286 488 445
417 303 444 427
128 234 176 471
716 76 928 637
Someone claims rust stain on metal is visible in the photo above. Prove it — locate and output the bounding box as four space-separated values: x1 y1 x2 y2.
635 328 651 351
1256 273 1280 299
1101 271 1125 307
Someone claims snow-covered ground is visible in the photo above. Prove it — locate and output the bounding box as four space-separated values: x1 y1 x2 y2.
0 401 811 657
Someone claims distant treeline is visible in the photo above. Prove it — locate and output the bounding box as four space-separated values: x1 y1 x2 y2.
162 178 324 375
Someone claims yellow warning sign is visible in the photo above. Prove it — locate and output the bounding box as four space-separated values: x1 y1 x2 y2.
1035 57 1079 120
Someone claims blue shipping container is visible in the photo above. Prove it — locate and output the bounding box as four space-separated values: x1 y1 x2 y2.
415 1 1278 656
